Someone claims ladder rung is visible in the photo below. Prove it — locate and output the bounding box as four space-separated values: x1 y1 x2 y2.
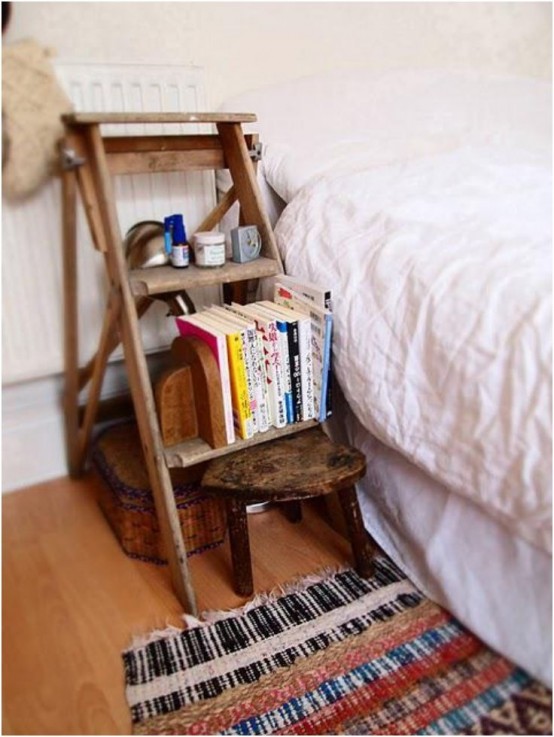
103 134 255 154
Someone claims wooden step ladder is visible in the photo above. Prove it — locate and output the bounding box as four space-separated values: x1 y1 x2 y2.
60 113 317 616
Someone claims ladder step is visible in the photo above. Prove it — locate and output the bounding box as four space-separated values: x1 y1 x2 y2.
129 258 281 296
165 420 320 469
64 112 257 126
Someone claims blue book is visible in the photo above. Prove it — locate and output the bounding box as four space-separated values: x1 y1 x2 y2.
320 313 333 421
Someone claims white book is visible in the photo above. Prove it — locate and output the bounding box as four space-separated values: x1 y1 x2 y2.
252 302 295 424
227 302 288 429
273 274 332 312
209 305 271 434
260 299 315 422
175 313 235 445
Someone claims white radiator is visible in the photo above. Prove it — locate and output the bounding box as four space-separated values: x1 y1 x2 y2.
2 62 219 385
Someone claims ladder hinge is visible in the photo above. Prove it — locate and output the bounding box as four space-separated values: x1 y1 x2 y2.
61 147 86 171
249 142 263 162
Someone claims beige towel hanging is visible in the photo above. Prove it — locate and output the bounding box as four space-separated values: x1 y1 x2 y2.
2 38 73 199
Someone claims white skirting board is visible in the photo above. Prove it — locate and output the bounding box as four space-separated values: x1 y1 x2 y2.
2 362 131 493
2 62 221 492
2 377 68 493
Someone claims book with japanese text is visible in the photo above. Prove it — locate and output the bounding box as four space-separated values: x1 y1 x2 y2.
209 305 270 434
253 302 294 423
273 283 333 421
257 302 302 423
226 302 288 429
274 277 333 419
261 300 314 422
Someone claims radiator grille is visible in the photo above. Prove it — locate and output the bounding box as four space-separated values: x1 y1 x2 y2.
2 62 218 384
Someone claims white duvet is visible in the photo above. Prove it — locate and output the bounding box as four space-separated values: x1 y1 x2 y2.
272 144 552 554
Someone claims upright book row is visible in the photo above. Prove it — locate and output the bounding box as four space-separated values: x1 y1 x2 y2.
176 275 333 444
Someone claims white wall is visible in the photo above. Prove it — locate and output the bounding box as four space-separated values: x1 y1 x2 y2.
5 2 552 108
2 2 551 491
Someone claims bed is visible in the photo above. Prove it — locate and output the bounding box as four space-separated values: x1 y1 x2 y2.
217 68 552 686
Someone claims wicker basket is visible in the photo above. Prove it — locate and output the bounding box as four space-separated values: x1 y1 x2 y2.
91 422 226 564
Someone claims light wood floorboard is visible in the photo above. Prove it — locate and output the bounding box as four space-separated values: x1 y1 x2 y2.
2 473 352 735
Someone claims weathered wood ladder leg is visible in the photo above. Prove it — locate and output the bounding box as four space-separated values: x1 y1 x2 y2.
216 123 282 267
338 486 374 579
61 163 81 478
61 139 153 478
69 123 198 615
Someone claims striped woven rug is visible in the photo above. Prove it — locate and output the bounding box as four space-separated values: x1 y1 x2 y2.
123 556 552 734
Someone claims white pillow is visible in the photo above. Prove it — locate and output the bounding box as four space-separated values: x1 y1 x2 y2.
219 68 551 203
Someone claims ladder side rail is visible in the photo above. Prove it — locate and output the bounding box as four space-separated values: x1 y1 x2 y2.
61 164 81 477
75 288 122 474
63 131 109 254
80 123 198 615
216 123 283 271
76 296 152 391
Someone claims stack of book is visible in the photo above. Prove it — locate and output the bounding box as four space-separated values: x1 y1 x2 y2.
175 275 333 445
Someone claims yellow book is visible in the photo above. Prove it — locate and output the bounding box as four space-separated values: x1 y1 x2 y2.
195 311 254 440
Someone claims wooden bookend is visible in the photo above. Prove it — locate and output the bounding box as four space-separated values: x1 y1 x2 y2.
155 366 198 446
171 336 227 450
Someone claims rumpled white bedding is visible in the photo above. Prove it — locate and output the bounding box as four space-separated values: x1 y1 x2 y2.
272 143 552 554
330 384 553 686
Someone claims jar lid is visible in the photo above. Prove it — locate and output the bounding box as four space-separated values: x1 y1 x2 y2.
194 231 225 244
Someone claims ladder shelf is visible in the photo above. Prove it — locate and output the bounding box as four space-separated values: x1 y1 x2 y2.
129 257 281 297
61 111 310 618
165 420 320 469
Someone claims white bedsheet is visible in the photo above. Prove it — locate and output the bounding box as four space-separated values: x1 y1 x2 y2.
329 386 552 686
272 143 552 554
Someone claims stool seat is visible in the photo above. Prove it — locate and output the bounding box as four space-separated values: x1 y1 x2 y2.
201 426 374 597
202 427 366 501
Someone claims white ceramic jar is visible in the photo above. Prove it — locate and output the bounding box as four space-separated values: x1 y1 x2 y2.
193 231 226 268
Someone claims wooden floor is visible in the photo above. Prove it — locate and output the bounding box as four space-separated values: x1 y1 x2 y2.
2 473 353 735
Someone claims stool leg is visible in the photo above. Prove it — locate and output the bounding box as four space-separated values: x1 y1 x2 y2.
282 500 302 523
338 486 374 578
226 498 254 597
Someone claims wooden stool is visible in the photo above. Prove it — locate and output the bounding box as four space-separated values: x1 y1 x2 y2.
201 426 373 596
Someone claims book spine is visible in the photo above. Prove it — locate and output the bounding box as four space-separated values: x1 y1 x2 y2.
239 328 258 434
261 320 288 428
225 303 288 430
274 294 314 422
297 317 314 420
322 315 333 420
246 325 270 433
286 321 302 423
216 336 238 443
305 310 325 422
226 333 254 439
275 321 294 424
325 328 333 419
